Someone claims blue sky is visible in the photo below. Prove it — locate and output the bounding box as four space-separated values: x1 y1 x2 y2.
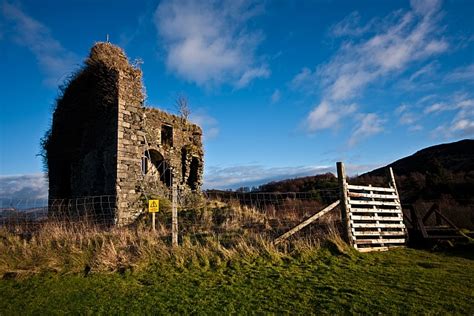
0 0 473 198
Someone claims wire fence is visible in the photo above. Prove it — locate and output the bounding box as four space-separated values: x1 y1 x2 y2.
0 195 117 227
179 190 342 240
1 190 472 239
0 190 342 240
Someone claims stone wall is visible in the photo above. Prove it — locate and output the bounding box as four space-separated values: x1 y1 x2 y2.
116 90 204 224
45 42 204 225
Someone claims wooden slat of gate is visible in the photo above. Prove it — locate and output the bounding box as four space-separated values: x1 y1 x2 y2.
347 184 395 193
346 179 407 252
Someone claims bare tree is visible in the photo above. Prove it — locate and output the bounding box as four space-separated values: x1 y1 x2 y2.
175 94 191 121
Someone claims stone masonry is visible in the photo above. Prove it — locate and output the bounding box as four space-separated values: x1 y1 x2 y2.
45 42 204 225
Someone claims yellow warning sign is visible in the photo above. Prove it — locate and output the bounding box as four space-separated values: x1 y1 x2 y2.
148 200 159 213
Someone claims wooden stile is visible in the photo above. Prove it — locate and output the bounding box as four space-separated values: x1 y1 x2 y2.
337 162 407 252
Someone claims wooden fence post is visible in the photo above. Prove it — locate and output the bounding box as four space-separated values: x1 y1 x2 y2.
337 162 352 245
171 171 178 247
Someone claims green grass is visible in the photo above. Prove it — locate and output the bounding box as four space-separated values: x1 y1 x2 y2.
1 246 473 315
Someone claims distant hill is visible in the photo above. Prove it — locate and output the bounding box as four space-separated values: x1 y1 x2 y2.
245 139 473 228
251 139 473 204
364 139 474 177
353 139 474 228
211 139 473 228
255 173 339 193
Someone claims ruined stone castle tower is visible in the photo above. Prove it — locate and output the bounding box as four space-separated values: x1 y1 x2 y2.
44 42 204 225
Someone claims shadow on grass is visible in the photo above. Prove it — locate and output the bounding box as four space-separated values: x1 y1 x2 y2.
438 242 474 260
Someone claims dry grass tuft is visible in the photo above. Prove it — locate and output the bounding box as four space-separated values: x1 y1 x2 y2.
0 200 341 278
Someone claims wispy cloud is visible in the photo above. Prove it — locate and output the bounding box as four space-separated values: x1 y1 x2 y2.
408 61 438 82
0 174 48 200
349 113 385 146
306 101 357 131
1 2 78 87
290 67 317 92
400 112 418 125
445 64 474 83
329 11 376 38
203 165 333 189
204 162 380 189
431 98 474 138
154 0 269 88
270 89 281 104
294 0 448 143
424 102 450 114
396 104 420 126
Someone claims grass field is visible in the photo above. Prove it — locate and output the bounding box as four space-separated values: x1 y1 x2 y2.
1 242 473 314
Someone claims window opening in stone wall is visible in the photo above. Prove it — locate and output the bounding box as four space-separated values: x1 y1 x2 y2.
181 147 187 183
141 156 148 175
161 125 173 147
187 156 199 191
147 150 172 187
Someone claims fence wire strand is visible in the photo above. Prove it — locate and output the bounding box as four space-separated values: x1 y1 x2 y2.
1 190 472 239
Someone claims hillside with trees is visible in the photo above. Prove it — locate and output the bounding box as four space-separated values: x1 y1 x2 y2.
248 139 473 206
356 139 474 204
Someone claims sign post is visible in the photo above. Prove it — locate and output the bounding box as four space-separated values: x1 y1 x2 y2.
148 199 159 231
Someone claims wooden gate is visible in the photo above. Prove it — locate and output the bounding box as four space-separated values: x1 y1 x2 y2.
337 162 407 252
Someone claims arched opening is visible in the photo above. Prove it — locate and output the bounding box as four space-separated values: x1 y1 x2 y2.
187 156 200 191
143 150 172 187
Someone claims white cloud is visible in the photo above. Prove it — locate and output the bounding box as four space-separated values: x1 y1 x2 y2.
409 124 423 131
399 112 418 125
424 102 449 114
445 64 474 83
320 2 447 97
431 97 474 138
330 11 375 38
457 99 474 109
396 95 474 135
295 0 448 139
424 98 474 115
204 162 380 189
189 109 219 140
451 99 474 136
306 101 357 131
416 94 438 104
203 165 333 189
410 0 442 16
409 61 438 81
1 2 78 87
395 104 408 115
235 66 270 89
395 103 421 127
154 0 269 88
270 89 281 104
349 113 385 146
290 67 316 91
0 174 48 200
451 119 474 134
